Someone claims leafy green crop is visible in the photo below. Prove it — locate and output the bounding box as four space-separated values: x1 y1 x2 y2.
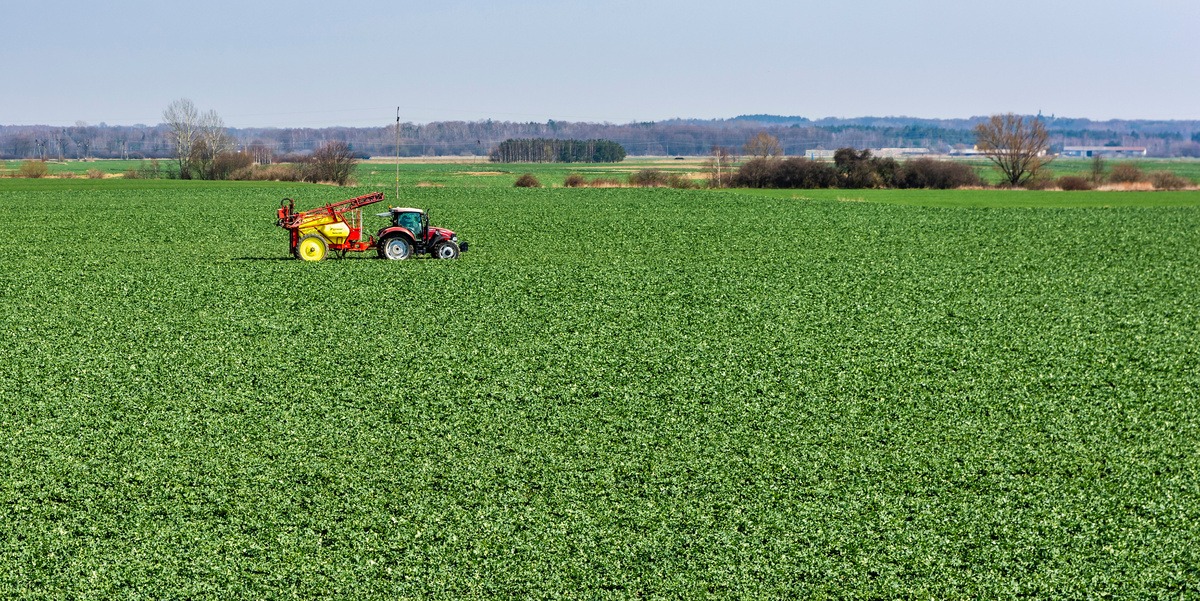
1 179 1198 597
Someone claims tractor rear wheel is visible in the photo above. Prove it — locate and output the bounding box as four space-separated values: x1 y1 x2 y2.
432 240 460 259
378 236 413 260
296 234 328 262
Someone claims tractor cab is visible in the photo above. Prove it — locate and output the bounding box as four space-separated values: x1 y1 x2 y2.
389 207 427 237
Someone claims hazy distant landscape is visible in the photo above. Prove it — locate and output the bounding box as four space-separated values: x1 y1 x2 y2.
4 114 1200 159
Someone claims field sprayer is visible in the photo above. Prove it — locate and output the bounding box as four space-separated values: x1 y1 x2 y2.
276 192 468 261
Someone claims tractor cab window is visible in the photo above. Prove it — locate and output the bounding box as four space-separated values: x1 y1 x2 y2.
396 212 421 233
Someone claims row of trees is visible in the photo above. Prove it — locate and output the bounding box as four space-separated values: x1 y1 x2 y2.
156 99 357 184
6 114 1200 160
487 138 626 163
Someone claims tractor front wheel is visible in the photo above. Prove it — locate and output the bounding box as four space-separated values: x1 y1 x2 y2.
378 236 413 260
296 234 328 262
432 240 461 259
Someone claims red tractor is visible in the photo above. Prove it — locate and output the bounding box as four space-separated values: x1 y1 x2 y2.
276 192 468 261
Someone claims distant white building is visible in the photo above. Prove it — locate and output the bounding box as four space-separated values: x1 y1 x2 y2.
1062 146 1147 158
947 146 1050 157
873 148 932 158
805 148 930 160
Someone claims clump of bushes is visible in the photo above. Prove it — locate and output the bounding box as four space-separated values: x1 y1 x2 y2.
86 169 105 179
733 157 837 189
1108 163 1145 184
732 153 981 190
894 158 982 189
234 164 302 182
514 173 542 188
123 159 164 180
1056 175 1093 191
210 151 254 181
628 169 695 188
17 160 49 178
563 173 587 187
1149 170 1191 190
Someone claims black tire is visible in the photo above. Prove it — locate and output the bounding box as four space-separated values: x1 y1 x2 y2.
431 240 460 259
378 235 413 260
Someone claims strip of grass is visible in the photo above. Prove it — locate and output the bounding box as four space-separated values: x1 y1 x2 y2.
727 186 1200 208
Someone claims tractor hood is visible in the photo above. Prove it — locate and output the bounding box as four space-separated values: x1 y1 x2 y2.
430 226 456 239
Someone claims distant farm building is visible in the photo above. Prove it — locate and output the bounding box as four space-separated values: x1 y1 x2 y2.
1062 146 1147 158
805 148 931 160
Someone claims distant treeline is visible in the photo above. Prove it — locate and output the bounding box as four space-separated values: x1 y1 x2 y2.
3 115 1200 159
488 138 626 163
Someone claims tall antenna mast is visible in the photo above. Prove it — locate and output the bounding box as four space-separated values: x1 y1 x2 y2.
394 107 401 201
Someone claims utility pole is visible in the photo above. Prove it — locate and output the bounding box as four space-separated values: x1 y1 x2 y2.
395 107 401 201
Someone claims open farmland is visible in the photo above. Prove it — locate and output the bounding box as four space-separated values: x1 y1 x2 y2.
1 178 1198 597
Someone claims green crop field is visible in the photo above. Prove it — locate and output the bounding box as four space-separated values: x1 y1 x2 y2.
2 177 1198 597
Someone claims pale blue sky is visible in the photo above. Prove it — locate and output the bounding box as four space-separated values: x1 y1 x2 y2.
5 0 1198 127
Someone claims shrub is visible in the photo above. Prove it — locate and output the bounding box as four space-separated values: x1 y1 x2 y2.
228 164 300 182
1109 163 1145 184
18 160 49 178
1024 171 1055 190
564 173 586 187
729 157 840 189
895 158 982 189
629 169 669 187
1149 171 1191 190
210 151 254 180
1056 175 1093 191
776 157 838 188
86 169 105 179
514 173 541 188
731 158 775 188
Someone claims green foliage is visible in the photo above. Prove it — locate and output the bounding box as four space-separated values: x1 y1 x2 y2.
1 178 1199 597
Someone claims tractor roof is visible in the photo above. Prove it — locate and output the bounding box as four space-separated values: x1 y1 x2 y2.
389 207 425 214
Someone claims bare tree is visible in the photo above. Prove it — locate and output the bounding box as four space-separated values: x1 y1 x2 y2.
1090 154 1106 184
163 98 199 178
191 109 231 178
303 141 358 185
974 113 1053 187
743 131 783 159
704 145 737 188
